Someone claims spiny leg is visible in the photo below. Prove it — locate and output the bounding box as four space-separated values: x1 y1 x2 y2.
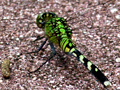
27 38 48 54
15 37 47 60
34 36 45 42
29 41 56 73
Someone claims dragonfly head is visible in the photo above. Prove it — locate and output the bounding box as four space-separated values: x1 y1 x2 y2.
36 12 57 28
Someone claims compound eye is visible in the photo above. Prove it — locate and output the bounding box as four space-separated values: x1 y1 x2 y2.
37 20 45 28
39 20 42 23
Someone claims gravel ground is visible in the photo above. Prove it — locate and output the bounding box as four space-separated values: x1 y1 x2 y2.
0 0 120 90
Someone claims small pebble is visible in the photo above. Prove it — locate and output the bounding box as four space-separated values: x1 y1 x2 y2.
32 77 37 81
110 8 118 13
1 59 10 78
19 35 24 38
37 0 44 2
16 37 20 41
116 58 120 62
117 87 120 89
0 80 3 83
115 15 120 20
96 14 101 20
14 47 19 50
49 80 55 83
117 34 120 38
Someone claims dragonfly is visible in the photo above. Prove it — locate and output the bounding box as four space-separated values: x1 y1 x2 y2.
28 12 110 87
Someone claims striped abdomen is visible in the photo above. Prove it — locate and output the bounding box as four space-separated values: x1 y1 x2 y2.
65 46 110 87
59 35 110 86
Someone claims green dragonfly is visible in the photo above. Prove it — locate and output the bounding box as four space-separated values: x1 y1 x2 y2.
28 12 110 87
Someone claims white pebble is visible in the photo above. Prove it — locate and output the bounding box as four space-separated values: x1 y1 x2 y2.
105 20 111 25
11 36 14 39
110 8 118 13
32 77 37 81
16 52 20 56
29 37 37 41
14 47 19 50
3 16 10 19
117 2 120 5
0 80 3 83
37 0 44 2
16 37 20 41
96 14 101 20
19 35 24 38
104 72 109 76
0 41 3 44
22 55 26 59
117 87 120 90
56 87 60 90
49 80 55 83
116 73 119 76
115 15 120 20
116 58 120 62
9 55 13 58
117 34 120 38
20 85 24 90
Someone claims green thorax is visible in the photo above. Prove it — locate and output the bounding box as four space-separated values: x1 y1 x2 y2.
45 17 72 46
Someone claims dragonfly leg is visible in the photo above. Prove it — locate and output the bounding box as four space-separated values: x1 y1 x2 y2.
34 36 45 42
27 38 48 54
29 41 56 73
